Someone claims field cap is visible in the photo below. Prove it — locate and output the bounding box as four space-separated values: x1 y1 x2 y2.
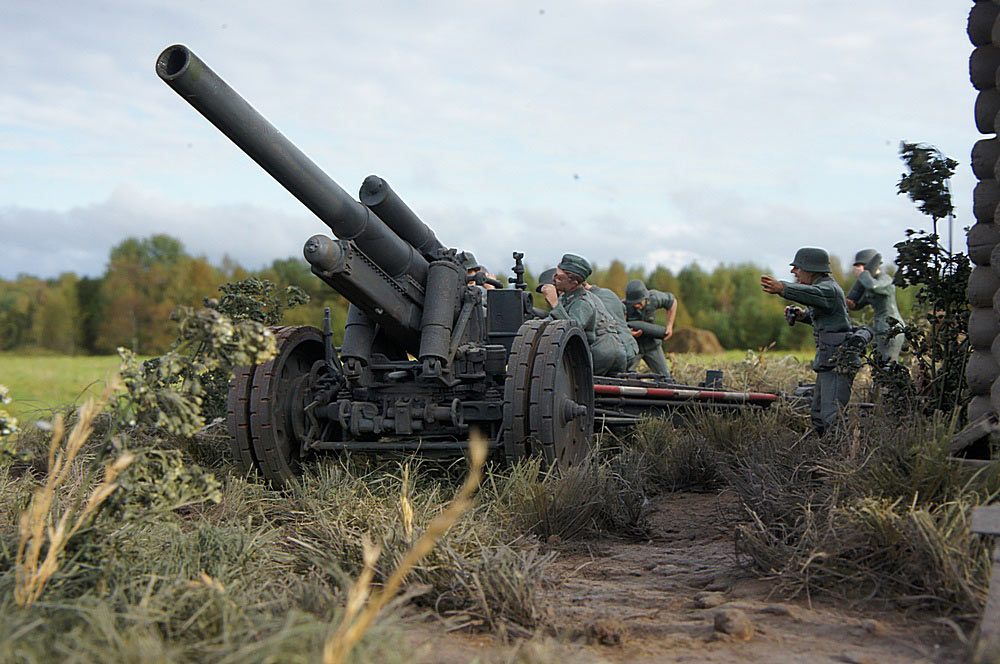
557 253 592 279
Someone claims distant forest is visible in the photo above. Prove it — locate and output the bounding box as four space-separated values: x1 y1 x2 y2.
0 234 915 356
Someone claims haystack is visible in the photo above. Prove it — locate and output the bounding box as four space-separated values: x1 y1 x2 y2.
664 328 724 354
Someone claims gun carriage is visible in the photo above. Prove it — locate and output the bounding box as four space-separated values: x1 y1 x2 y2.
156 45 780 486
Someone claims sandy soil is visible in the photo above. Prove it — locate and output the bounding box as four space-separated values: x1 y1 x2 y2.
406 492 969 663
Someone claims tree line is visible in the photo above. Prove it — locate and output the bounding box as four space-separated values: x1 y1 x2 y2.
0 234 915 356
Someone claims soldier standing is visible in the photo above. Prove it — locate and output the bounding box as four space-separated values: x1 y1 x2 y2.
623 279 677 379
846 249 903 362
761 247 854 435
539 255 628 376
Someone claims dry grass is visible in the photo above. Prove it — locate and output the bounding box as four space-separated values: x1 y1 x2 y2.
717 410 997 617
14 380 134 607
323 437 488 664
0 352 994 660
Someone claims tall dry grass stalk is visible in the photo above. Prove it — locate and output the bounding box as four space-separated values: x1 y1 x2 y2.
323 437 488 664
14 380 134 607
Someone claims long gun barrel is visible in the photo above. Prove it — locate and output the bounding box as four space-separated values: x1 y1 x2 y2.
155 44 427 284
359 175 445 261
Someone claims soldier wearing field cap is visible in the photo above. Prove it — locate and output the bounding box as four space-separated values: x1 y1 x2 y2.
846 249 903 362
761 247 854 435
539 254 628 376
623 279 677 379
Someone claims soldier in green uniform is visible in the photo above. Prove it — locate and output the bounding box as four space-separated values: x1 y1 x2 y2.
539 268 640 369
623 279 677 379
761 247 854 435
586 280 640 369
846 249 903 362
539 255 628 376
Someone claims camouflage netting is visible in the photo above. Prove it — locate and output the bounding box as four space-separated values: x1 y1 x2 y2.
968 0 1000 422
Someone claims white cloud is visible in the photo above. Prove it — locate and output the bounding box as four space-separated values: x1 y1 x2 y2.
0 0 984 285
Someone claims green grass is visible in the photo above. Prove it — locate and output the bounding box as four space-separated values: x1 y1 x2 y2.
0 354 132 419
672 349 815 364
0 350 816 422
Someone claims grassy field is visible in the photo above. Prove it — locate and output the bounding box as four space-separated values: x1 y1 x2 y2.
0 349 814 422
0 354 129 419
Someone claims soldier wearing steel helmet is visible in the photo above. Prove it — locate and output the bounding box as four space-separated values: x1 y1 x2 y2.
761 247 854 435
623 279 678 379
459 251 497 289
846 249 903 362
539 255 628 376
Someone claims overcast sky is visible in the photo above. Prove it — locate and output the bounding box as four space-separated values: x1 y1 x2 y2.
0 1 983 282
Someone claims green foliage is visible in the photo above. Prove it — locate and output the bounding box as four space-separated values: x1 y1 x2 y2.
103 448 223 519
198 276 309 418
673 263 813 350
0 277 47 351
30 273 81 354
215 276 309 325
0 385 19 462
897 142 958 221
95 235 225 355
113 307 277 436
3 231 912 356
891 143 969 415
893 231 971 414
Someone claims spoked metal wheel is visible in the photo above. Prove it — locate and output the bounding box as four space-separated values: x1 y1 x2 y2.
501 319 551 462
502 319 594 467
528 321 594 467
239 326 324 486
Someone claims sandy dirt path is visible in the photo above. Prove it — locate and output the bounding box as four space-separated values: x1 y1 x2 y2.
407 492 968 663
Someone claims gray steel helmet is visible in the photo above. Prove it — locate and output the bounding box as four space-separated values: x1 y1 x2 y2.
790 247 832 273
535 267 557 293
853 248 878 266
458 251 482 272
624 279 649 304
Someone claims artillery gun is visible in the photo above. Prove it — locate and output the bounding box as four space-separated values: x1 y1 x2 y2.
156 45 781 486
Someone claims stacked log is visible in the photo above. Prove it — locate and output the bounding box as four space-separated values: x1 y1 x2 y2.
969 0 1000 422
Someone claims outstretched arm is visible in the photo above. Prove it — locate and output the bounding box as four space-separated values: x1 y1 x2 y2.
781 282 839 310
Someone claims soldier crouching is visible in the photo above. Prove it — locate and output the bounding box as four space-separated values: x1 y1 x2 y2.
761 247 855 435
540 254 628 376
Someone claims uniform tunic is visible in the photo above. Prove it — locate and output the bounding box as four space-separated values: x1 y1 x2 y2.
624 290 675 378
589 285 640 367
550 287 627 376
847 271 903 361
782 275 854 434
